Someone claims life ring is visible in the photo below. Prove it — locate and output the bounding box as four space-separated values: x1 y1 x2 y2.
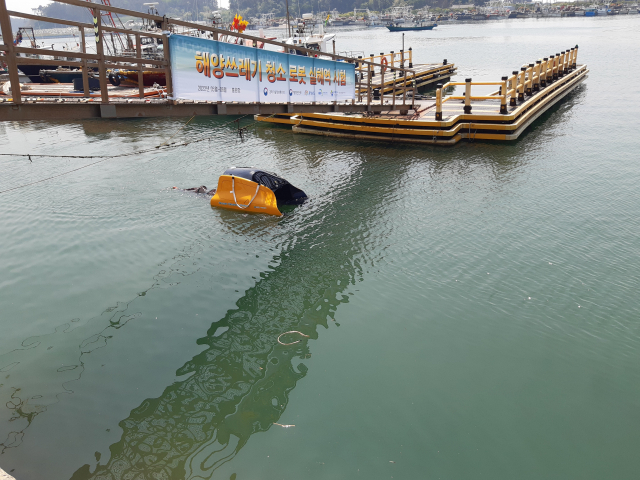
381 56 388 73
108 73 121 86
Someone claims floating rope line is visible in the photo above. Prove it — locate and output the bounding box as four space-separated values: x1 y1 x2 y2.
0 114 265 195
277 330 310 346
158 114 196 147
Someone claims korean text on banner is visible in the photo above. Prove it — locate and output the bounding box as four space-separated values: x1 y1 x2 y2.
168 34 355 103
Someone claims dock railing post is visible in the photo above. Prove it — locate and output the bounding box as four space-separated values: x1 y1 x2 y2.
94 7 109 104
408 47 413 68
401 68 407 111
540 59 547 88
547 55 554 84
80 27 90 98
392 69 396 110
370 54 375 77
510 71 518 106
435 83 443 120
553 53 559 80
568 47 574 71
357 56 363 102
572 45 578 69
558 51 565 77
534 60 541 91
411 72 416 111
526 64 533 96
367 62 372 108
500 76 508 114
562 50 569 74
464 78 472 114
390 51 394 69
161 17 173 99
518 67 525 101
136 33 144 99
380 60 385 106
0 0 21 104
400 49 404 75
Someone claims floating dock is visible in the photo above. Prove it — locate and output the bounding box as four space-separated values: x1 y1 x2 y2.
255 47 587 145
354 51 456 97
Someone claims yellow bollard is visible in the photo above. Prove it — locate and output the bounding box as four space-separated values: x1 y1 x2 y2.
464 78 472 114
540 58 548 88
548 55 555 83
553 53 560 80
526 63 534 96
408 47 413 68
390 50 395 69
500 76 508 114
510 71 518 106
435 83 443 120
518 67 526 101
534 60 542 91
370 54 375 78
572 44 578 69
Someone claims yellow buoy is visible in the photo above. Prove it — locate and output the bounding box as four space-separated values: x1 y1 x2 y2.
210 167 307 217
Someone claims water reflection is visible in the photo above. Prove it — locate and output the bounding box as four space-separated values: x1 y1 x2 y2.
70 154 407 480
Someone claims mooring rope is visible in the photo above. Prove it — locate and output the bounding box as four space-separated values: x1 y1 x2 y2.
0 114 259 195
231 176 260 209
277 331 310 346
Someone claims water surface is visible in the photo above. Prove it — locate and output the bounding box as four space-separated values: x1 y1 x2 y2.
1 16 640 480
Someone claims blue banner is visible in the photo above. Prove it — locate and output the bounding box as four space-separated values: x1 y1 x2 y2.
168 34 355 103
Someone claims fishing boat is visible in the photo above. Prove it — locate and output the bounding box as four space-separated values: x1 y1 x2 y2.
387 19 437 31
107 68 166 86
455 12 475 20
210 167 307 217
282 22 335 55
38 68 93 83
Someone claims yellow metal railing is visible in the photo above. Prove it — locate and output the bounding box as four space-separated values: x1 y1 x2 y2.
434 45 579 120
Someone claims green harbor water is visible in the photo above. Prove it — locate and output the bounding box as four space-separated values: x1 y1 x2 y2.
1 16 640 480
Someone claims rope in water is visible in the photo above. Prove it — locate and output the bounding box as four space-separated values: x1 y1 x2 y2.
277 331 310 346
0 114 260 195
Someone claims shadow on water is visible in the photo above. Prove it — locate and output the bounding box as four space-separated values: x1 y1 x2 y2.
68 149 410 480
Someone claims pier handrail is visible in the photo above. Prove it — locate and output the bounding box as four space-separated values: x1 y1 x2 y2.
1 0 419 107
434 45 579 121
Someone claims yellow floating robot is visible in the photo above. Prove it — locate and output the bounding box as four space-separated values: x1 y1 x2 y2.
211 167 308 217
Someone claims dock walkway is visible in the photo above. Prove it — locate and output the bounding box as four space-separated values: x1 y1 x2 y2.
256 47 586 145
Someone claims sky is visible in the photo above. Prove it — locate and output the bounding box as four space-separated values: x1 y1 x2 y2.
6 0 231 15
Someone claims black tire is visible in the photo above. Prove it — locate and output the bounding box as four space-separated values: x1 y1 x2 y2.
108 73 121 86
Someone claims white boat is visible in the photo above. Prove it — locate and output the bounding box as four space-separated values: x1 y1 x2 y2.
282 22 336 56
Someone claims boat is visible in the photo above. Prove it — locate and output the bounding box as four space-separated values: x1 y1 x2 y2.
282 22 336 55
106 68 166 86
455 13 475 20
13 27 84 83
387 20 437 31
210 167 307 217
584 7 598 16
38 68 93 83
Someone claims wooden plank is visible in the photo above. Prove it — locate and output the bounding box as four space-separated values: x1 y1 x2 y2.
14 45 96 59
94 8 109 103
0 0 21 103
80 27 90 98
136 33 143 99
7 9 92 29
15 57 84 67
